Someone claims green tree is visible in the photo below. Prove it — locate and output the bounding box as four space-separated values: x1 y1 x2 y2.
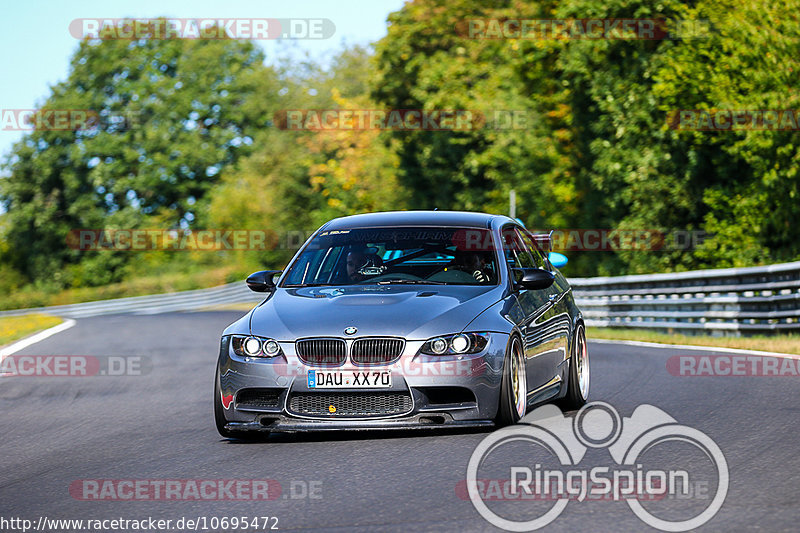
372 0 800 275
205 46 406 270
1 22 275 286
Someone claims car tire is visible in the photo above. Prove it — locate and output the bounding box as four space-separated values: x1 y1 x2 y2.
495 335 527 426
560 323 589 410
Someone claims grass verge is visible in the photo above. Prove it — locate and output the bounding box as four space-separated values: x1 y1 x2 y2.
587 327 800 355
0 314 64 347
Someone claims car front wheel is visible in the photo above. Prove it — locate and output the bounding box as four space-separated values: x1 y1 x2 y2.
495 335 527 426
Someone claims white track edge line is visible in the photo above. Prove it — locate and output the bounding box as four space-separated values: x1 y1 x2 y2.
0 319 77 359
588 338 800 359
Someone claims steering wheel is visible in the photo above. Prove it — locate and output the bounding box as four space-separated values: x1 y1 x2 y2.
429 263 490 283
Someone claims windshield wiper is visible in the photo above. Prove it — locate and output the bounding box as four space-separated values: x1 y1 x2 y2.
375 279 449 285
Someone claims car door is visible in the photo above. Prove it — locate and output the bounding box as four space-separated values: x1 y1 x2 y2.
500 225 555 396
517 228 572 392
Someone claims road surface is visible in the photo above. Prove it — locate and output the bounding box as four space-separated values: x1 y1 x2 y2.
1 312 797 531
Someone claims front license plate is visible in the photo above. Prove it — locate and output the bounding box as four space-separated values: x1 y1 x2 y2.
307 370 392 388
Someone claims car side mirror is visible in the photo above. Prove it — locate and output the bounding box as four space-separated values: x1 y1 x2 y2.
246 270 282 292
512 268 555 291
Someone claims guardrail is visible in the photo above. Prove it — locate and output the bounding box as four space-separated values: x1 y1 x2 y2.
570 261 800 336
3 261 799 335
0 282 264 319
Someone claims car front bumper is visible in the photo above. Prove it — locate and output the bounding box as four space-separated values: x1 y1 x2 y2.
216 332 510 431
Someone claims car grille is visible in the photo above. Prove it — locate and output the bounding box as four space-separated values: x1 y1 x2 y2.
236 388 281 409
288 392 413 417
296 338 347 366
351 338 404 365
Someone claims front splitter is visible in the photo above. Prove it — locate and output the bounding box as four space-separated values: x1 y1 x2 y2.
225 416 494 433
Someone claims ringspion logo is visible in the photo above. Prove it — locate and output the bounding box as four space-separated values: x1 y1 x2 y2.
465 402 728 531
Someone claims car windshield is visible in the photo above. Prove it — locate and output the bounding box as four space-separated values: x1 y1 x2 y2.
282 227 499 286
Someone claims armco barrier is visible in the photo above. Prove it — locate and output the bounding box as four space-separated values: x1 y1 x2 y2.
3 261 799 336
570 261 800 336
0 282 263 319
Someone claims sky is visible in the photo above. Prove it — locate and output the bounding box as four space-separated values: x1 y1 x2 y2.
0 0 407 159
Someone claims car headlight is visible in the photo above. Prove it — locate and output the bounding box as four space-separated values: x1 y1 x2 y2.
420 332 489 355
230 335 283 358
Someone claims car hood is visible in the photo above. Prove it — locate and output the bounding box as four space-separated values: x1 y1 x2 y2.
250 285 503 340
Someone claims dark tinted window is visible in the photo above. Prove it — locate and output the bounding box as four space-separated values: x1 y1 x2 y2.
517 229 550 270
501 225 535 269
282 227 499 286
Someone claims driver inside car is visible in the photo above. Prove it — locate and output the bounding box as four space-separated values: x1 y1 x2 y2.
448 250 493 283
345 250 384 283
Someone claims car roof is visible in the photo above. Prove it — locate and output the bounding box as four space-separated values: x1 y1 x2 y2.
320 210 513 231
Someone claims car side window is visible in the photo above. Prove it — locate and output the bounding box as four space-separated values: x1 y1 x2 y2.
517 229 550 270
501 226 535 269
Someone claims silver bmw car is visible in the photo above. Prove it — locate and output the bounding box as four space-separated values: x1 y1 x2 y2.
214 211 589 438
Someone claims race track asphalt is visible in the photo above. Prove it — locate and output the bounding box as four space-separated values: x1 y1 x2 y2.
1 311 798 532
